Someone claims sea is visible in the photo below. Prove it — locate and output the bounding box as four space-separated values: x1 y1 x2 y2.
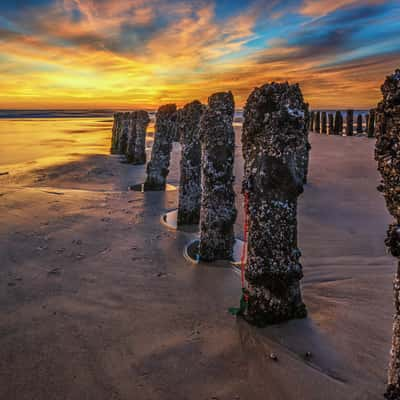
0 109 369 170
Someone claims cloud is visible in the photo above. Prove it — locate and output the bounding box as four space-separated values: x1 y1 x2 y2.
145 4 256 68
0 0 398 109
300 0 386 17
257 2 397 67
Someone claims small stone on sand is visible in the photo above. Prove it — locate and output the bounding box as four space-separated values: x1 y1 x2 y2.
270 353 278 361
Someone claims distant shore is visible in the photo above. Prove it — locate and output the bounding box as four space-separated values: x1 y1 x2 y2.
0 109 370 120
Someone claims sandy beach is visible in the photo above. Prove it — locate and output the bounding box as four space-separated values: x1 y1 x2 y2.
0 118 394 399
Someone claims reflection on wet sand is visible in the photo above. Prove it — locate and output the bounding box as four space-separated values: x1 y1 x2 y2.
0 118 394 399
0 118 112 167
0 117 156 180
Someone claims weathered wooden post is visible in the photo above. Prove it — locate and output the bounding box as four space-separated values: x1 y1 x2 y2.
368 109 376 138
339 112 344 135
334 111 341 135
303 107 311 184
303 140 311 185
375 69 400 400
328 113 334 135
321 112 327 134
310 111 315 131
305 108 309 131
144 104 177 190
356 114 363 134
132 110 150 165
110 112 123 154
199 92 237 261
242 82 308 326
365 113 370 133
315 111 320 133
173 109 181 142
177 101 204 226
125 112 137 162
117 112 131 154
346 109 354 136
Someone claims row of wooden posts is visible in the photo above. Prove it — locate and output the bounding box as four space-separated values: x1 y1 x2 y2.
110 84 309 326
110 69 400 399
309 109 376 137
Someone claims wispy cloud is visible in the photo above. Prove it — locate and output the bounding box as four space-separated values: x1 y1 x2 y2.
300 0 386 17
0 0 398 109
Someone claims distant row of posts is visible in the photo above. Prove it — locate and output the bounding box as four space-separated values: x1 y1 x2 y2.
309 109 376 137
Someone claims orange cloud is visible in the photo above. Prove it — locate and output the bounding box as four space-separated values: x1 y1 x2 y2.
0 0 397 110
300 0 385 17
145 4 256 69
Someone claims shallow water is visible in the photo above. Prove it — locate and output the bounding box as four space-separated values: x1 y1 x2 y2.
0 118 111 167
0 117 155 169
0 109 365 170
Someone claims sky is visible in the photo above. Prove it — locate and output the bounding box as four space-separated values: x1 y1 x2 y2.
0 0 399 109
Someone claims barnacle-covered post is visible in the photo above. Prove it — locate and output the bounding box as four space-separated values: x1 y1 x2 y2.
125 112 137 162
335 111 344 135
365 113 370 133
334 111 341 135
310 111 315 131
368 109 376 138
339 112 344 135
117 112 131 154
132 110 150 165
242 82 308 326
198 92 237 261
177 101 204 226
144 104 177 190
110 112 123 154
346 109 354 136
321 111 327 134
173 109 182 143
357 114 363 134
328 113 334 135
315 111 320 133
375 69 400 400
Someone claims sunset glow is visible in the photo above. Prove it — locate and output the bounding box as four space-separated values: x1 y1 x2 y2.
0 0 399 109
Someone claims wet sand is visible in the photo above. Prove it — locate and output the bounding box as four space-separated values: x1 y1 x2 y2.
0 125 394 399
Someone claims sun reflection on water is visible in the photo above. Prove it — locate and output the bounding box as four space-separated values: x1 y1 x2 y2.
0 117 156 173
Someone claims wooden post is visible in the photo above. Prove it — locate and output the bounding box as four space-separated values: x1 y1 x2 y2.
199 92 237 261
242 82 308 326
